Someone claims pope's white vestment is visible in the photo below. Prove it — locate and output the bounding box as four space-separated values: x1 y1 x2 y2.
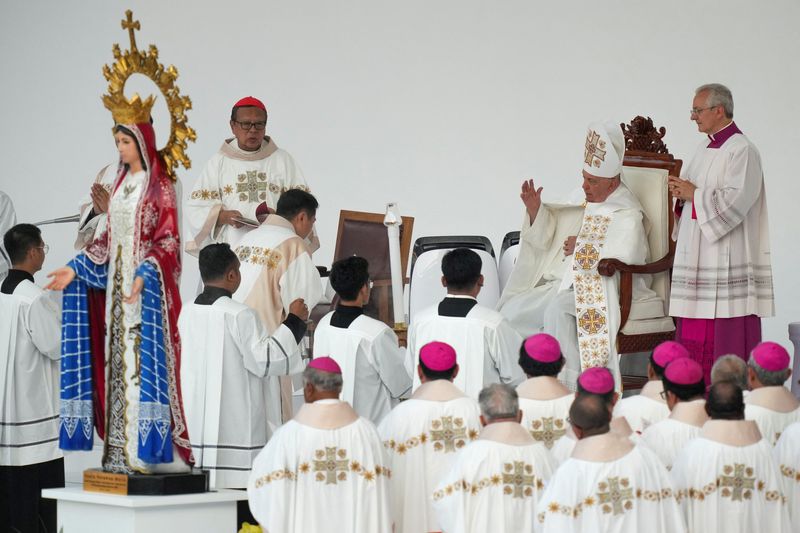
613 380 670 434
432 421 555 533
516 377 573 451
407 297 525 398
314 309 411 424
745 386 800 445
671 419 791 532
536 431 685 533
0 277 61 465
178 293 304 488
640 399 707 470
377 380 481 533
773 421 800 531
247 399 392 533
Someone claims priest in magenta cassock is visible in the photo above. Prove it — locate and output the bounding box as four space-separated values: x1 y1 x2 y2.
378 341 481 533
247 357 392 532
668 83 774 385
185 96 317 255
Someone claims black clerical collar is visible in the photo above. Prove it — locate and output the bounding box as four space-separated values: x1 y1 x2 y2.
194 286 233 305
1 269 34 295
330 304 364 328
438 296 478 317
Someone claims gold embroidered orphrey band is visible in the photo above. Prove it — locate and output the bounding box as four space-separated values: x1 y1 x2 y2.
572 214 612 371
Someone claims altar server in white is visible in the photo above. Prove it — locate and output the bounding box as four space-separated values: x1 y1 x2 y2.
378 341 481 533
0 191 16 280
247 357 392 533
536 392 685 533
515 333 573 451
0 224 62 533
671 381 790 532
432 383 555 533
745 342 800 445
614 341 689 434
641 358 707 470
408 247 524 398
773 421 800 530
314 256 411 423
233 189 322 422
179 243 308 491
186 96 316 254
499 121 656 390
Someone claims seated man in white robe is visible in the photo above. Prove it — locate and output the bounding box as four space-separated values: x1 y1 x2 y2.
773 421 800 530
745 342 800 444
433 383 555 533
614 341 690 434
314 256 411 424
515 333 573 451
711 353 750 396
671 381 790 532
550 367 637 465
378 341 481 533
641 358 707 470
536 393 685 532
498 122 657 390
233 189 323 424
0 224 62 532
248 357 392 532
408 247 524 398
179 243 308 528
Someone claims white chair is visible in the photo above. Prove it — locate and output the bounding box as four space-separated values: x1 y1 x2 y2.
408 236 500 324
498 231 520 292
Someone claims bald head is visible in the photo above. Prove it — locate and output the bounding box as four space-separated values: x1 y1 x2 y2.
705 381 745 421
569 394 611 439
711 355 748 390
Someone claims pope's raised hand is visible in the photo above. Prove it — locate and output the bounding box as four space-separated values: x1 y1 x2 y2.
45 266 76 291
520 179 544 223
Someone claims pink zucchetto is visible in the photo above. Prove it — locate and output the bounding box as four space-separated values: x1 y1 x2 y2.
420 341 457 371
751 342 790 372
652 341 690 368
577 367 614 394
664 358 704 385
523 333 561 363
308 356 342 374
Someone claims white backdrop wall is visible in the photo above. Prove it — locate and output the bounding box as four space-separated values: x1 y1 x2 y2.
1 0 798 349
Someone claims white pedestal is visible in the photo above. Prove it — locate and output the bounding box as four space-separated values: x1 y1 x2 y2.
42 485 246 533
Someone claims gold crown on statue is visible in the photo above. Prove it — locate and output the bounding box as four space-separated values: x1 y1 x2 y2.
102 92 156 125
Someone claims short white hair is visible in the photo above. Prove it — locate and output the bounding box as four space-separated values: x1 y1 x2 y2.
696 83 734 119
303 366 343 392
478 383 519 421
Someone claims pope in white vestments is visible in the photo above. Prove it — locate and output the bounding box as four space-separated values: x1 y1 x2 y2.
671 381 791 532
433 383 555 533
640 358 708 470
774 421 800 530
378 342 481 533
0 224 63 532
186 96 316 255
536 392 685 533
314 256 411 424
744 342 800 445
498 121 658 390
179 243 309 489
408 248 524 398
614 341 690 434
516 334 573 451
248 358 392 533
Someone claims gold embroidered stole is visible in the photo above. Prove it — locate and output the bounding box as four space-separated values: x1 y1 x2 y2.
572 213 612 370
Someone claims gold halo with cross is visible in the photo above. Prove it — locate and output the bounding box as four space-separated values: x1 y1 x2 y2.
102 10 196 182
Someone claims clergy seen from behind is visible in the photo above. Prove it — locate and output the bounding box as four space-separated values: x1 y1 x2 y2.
515 333 573 451
744 342 800 445
432 383 555 533
178 243 308 523
671 382 791 532
407 247 524 398
232 188 322 425
247 357 392 532
711 354 750 394
613 341 690 434
378 341 481 533
0 224 63 533
536 392 686 532
641 358 708 470
313 256 411 424
773 416 800 530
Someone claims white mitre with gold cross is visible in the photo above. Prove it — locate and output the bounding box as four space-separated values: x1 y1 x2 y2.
583 121 625 178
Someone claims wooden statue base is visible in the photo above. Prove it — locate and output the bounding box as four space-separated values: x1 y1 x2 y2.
83 468 208 496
